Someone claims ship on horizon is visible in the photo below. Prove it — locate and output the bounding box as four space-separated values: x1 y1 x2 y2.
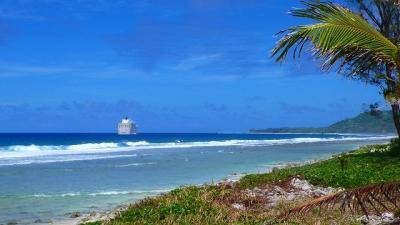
118 117 137 135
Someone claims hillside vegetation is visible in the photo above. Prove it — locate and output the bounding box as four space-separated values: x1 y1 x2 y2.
250 111 395 134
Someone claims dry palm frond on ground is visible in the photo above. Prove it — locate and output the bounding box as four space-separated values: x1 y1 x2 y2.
286 182 400 218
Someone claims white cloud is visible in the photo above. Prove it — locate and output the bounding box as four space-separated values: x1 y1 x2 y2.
172 53 222 70
0 61 145 77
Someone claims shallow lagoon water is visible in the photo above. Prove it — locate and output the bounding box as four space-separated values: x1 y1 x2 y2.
0 133 392 224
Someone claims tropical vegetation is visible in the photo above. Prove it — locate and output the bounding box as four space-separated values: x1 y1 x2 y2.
250 110 395 134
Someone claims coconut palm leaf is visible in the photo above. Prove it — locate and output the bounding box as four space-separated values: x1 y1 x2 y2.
284 182 400 218
272 1 399 69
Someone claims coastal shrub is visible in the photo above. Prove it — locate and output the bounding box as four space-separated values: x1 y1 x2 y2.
388 138 400 155
338 153 349 171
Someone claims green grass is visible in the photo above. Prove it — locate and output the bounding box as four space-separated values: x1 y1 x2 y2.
82 141 400 225
239 142 400 189
82 184 358 225
84 185 275 225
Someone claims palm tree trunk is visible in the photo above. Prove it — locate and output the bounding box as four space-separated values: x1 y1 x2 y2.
391 104 400 138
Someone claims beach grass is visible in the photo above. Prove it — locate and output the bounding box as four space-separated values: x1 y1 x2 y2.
82 185 275 225
239 141 400 189
81 184 359 225
81 141 400 225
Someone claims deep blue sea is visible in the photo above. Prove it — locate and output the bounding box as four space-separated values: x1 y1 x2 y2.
0 133 393 224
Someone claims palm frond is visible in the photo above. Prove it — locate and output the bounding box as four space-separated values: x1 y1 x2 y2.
284 182 400 218
272 1 399 68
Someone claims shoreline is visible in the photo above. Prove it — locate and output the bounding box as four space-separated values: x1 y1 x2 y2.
54 143 376 225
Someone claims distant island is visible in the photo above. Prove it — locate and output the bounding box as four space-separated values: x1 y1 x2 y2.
250 111 396 134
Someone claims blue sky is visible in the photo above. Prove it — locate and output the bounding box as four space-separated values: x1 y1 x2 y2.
0 0 384 133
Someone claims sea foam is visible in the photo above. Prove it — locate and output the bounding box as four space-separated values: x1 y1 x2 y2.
0 189 172 199
0 136 393 165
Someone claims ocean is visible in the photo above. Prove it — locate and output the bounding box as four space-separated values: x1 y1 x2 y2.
0 133 393 224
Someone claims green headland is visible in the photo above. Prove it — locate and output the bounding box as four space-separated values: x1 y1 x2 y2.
250 111 395 134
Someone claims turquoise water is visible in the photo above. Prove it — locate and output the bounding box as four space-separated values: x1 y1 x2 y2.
0 133 392 224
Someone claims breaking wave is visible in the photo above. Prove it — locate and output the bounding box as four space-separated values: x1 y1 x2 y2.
0 189 171 199
115 162 157 168
0 154 138 166
0 136 393 165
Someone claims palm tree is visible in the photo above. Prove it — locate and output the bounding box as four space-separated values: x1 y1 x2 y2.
347 0 400 136
271 1 400 220
272 1 400 137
